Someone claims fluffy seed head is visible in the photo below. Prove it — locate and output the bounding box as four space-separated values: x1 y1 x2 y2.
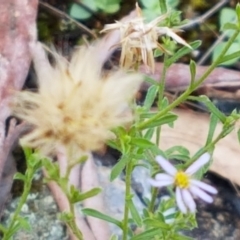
12 43 142 157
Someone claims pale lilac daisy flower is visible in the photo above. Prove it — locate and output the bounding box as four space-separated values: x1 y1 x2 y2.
149 153 218 214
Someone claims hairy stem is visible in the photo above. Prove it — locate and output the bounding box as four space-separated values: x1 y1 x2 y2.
122 159 134 240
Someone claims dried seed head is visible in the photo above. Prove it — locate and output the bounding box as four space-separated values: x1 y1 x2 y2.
101 3 191 73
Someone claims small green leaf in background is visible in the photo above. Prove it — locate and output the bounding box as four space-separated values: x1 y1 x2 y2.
69 0 97 20
82 208 122 228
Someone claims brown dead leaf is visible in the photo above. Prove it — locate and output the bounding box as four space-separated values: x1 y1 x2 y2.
158 109 240 185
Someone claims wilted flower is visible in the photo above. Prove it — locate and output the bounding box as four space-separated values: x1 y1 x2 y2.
12 43 142 158
149 153 217 214
101 3 191 72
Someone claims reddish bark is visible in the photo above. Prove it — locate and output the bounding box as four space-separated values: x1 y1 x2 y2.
0 0 38 212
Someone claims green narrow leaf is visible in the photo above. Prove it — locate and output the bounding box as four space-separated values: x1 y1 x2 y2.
159 96 169 109
110 155 129 181
143 218 170 229
189 60 196 88
205 113 218 145
236 3 240 24
143 85 159 110
70 186 101 203
130 138 155 148
188 95 226 123
144 75 158 85
18 217 31 231
130 228 162 240
218 50 240 64
128 199 142 227
165 146 190 156
166 40 201 67
143 128 155 140
141 113 177 129
82 208 122 228
212 42 240 66
14 172 26 182
23 147 32 160
107 140 120 151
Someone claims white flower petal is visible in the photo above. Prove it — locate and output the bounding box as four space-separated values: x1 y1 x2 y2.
185 153 210 175
148 179 173 188
189 185 214 203
155 173 174 182
190 179 218 194
181 189 196 213
156 156 177 176
175 187 187 214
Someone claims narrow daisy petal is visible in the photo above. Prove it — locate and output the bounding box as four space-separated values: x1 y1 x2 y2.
181 189 196 213
175 187 187 214
185 153 210 175
148 179 173 188
189 185 214 203
190 179 218 194
155 173 174 182
156 156 177 176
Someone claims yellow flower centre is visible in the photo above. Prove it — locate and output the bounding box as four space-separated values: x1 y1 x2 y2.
174 171 190 189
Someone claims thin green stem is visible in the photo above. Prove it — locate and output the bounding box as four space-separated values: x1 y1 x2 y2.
67 202 83 240
137 30 240 131
158 54 169 106
156 54 169 147
3 173 33 240
122 159 134 240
